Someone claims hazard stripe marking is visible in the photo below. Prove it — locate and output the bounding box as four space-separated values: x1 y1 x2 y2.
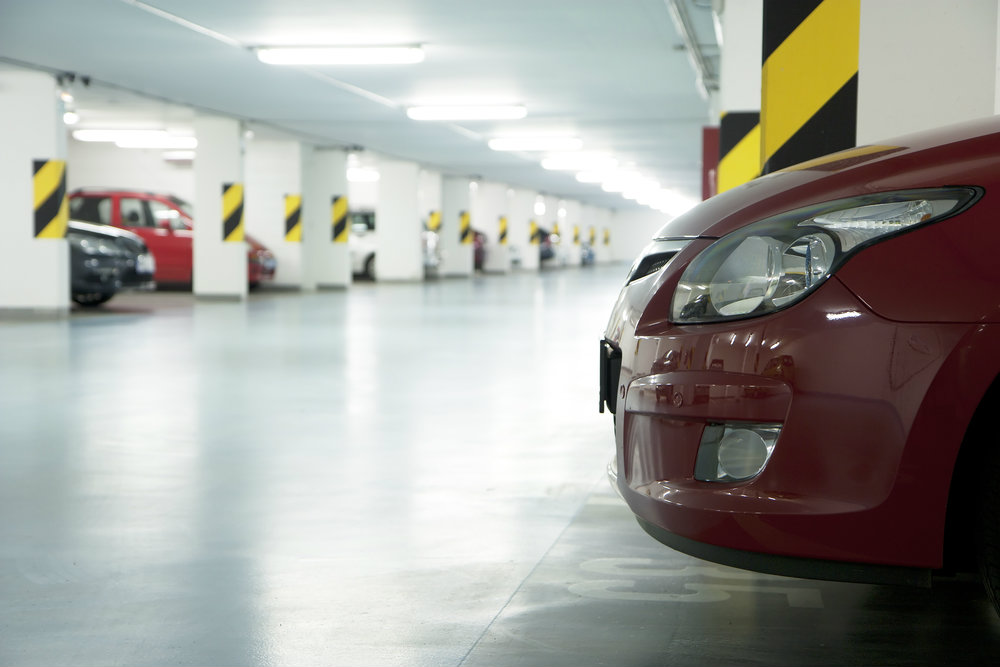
761 0 859 172
222 183 244 242
459 211 471 244
717 114 761 193
427 210 442 232
33 159 68 239
498 216 508 245
332 196 348 243
530 221 540 245
284 194 302 242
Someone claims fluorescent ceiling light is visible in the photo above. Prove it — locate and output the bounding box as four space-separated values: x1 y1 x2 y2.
72 129 197 149
488 136 582 152
257 46 425 65
163 150 196 161
62 111 80 126
406 105 527 121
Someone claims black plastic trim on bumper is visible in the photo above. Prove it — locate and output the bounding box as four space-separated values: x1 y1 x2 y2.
636 516 932 588
599 340 622 414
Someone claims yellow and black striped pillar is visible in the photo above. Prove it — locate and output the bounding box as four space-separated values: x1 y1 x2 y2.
284 194 302 242
603 228 610 246
498 216 508 246
717 111 761 193
32 159 68 239
572 225 580 245
427 210 442 233
332 195 348 243
760 0 859 174
588 226 596 246
222 182 244 242
552 222 560 242
529 220 540 245
459 211 472 245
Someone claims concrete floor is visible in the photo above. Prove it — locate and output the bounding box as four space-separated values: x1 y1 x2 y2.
1 263 999 666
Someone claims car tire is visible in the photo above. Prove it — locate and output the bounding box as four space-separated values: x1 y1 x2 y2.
72 292 114 307
978 442 1000 617
364 255 375 280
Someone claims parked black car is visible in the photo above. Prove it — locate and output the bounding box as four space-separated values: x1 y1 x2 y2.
68 220 155 306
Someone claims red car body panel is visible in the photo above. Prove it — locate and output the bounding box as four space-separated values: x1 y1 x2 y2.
68 189 275 286
603 116 1000 584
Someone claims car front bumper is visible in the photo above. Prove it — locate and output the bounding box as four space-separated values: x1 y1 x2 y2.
601 255 974 585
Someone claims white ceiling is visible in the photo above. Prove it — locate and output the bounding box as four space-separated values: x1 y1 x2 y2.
0 0 719 211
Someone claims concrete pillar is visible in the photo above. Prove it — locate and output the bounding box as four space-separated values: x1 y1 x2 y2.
477 182 510 273
440 177 474 277
0 68 69 313
193 115 246 300
715 0 762 192
301 148 349 289
245 139 302 288
508 188 538 271
595 208 614 264
374 159 423 282
562 200 583 267
857 0 998 143
416 169 442 278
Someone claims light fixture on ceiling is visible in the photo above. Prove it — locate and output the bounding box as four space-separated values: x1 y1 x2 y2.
406 105 527 121
72 129 198 150
488 136 582 152
256 46 425 65
62 111 80 126
163 150 196 162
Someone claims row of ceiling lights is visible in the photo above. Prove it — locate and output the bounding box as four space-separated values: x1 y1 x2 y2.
59 44 698 217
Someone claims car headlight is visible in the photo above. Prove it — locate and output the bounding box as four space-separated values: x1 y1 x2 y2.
670 187 980 324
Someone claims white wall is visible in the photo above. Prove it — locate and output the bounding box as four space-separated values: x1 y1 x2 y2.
858 0 998 143
611 209 670 263
67 140 194 200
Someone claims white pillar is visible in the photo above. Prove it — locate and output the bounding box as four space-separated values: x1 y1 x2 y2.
302 148 349 289
0 68 69 313
542 195 561 267
193 115 246 300
594 208 614 264
440 176 473 277
374 159 423 282
477 182 510 273
562 200 583 267
509 189 538 271
245 139 303 288
858 0 998 144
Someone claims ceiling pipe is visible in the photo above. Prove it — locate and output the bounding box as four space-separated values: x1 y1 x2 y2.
665 0 719 100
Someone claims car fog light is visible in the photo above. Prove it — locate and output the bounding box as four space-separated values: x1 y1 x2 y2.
694 422 781 482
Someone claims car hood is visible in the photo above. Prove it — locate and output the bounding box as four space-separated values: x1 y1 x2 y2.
655 114 1000 240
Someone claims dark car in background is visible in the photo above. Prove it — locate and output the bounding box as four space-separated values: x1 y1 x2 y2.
69 220 155 306
68 188 276 287
600 115 1000 617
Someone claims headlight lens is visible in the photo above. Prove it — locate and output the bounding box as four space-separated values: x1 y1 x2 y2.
671 188 980 323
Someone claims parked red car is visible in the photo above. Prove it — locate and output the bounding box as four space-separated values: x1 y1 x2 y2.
68 189 276 287
600 116 1000 616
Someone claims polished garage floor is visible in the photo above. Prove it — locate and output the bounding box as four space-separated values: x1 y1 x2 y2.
1 263 999 666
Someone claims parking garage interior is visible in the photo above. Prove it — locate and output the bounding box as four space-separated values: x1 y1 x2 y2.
3 1 1000 665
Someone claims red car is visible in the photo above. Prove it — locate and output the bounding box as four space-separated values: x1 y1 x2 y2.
68 189 276 287
600 116 1000 616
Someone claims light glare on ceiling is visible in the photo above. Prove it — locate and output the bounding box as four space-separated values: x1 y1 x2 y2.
72 129 197 149
488 136 582 152
257 46 425 65
406 105 527 121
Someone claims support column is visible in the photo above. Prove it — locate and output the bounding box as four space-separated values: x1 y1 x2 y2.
716 0 762 192
417 168 443 278
245 138 302 288
440 177 473 277
477 182 510 273
562 200 583 267
0 68 69 313
508 189 538 271
858 0 998 143
193 115 246 300
301 148 349 289
374 159 423 282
